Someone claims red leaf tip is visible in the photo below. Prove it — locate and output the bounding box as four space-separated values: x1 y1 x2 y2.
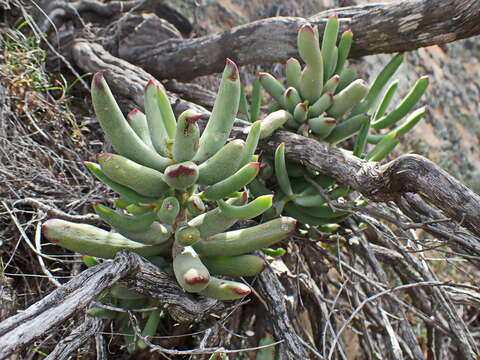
241 191 248 203
166 164 197 178
299 24 314 33
127 108 141 121
145 79 156 91
187 114 203 123
185 276 209 285
232 286 251 296
225 58 239 81
41 223 53 242
93 71 107 90
286 57 300 64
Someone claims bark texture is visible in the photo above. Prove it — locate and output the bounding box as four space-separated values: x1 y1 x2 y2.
123 0 480 80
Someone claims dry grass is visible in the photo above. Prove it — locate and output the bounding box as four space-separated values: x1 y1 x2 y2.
0 12 108 355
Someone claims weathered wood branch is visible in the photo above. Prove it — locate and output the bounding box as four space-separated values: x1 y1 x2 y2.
258 265 309 358
118 0 480 80
256 130 480 239
0 253 133 359
0 251 222 360
44 316 103 360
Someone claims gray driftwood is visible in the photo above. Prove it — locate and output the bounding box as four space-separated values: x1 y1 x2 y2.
37 0 480 81
109 0 480 80
0 251 223 360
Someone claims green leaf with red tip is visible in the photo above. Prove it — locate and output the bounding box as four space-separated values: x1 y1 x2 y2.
90 72 172 171
335 29 353 75
284 87 302 113
193 217 297 257
324 75 341 94
43 219 171 258
194 59 241 162
297 24 322 66
199 276 251 301
163 161 199 190
173 109 201 162
286 57 302 90
173 246 210 293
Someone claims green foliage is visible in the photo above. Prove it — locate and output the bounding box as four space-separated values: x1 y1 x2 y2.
40 59 298 353
251 16 429 228
44 61 297 303
39 17 430 354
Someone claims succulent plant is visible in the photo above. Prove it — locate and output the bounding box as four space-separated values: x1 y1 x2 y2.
249 15 429 228
42 59 297 305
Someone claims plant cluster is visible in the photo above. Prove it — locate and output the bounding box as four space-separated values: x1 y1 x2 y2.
248 15 428 228
40 16 428 354
43 60 297 301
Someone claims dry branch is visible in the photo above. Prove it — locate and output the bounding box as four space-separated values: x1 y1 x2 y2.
4 2 480 358
120 0 480 80
0 251 223 360
44 316 103 360
256 130 480 239
39 0 480 80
